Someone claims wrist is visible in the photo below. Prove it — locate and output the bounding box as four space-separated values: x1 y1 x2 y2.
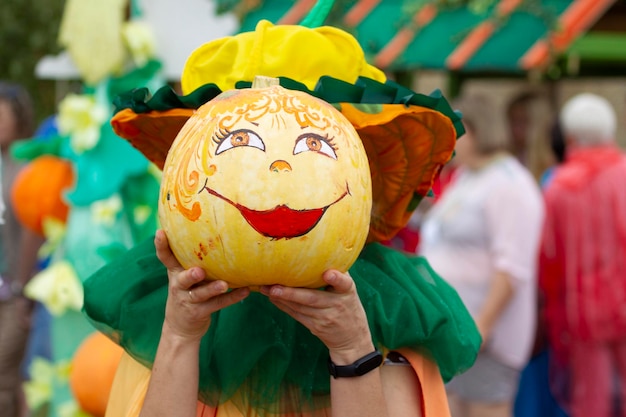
329 341 376 365
328 349 383 378
161 321 204 347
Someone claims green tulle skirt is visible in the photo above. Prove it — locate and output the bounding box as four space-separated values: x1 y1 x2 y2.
83 238 480 414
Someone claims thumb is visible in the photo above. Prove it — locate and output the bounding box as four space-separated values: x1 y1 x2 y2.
155 230 184 273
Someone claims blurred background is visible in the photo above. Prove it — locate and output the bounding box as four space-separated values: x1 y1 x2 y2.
3 0 625 142
1 1 625 417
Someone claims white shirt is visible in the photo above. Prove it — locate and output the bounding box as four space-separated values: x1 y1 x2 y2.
419 155 544 369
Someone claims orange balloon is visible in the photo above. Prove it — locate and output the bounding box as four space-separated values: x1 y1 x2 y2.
10 155 74 235
70 332 124 417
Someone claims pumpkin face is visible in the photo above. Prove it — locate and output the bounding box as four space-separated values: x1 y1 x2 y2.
159 86 372 288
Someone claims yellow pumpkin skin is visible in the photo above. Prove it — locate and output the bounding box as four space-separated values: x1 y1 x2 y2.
159 86 372 288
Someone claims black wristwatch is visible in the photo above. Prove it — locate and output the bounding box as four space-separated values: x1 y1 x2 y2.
328 350 384 378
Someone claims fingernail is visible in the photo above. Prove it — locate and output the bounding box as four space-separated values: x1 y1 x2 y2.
326 272 336 282
270 286 283 297
192 269 203 280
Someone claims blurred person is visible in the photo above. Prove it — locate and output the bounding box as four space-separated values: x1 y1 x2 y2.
538 121 567 187
506 91 556 181
539 93 626 417
507 92 533 164
419 93 545 417
19 116 59 417
0 81 45 417
513 120 569 417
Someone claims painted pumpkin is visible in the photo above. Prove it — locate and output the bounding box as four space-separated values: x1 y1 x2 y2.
159 85 372 288
69 332 124 417
10 155 74 236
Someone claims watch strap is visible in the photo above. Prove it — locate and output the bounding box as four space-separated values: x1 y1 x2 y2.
328 350 383 378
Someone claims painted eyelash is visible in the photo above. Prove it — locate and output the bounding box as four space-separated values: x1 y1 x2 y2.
212 128 231 144
322 133 338 151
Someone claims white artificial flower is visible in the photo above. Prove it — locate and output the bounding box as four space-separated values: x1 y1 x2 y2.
91 194 123 226
23 358 55 410
38 217 67 259
133 204 152 225
24 261 83 316
58 400 91 417
122 20 157 67
57 94 108 154
23 357 71 412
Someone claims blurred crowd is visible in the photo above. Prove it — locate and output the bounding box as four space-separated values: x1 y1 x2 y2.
2 76 626 417
392 88 626 417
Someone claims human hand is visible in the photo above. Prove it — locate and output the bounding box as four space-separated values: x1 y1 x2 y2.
259 270 374 363
155 230 250 343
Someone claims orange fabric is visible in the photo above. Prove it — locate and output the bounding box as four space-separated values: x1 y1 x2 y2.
343 0 382 27
374 4 437 68
106 350 448 417
339 103 456 242
519 0 615 69
396 348 451 417
446 0 522 70
110 108 195 170
277 0 317 25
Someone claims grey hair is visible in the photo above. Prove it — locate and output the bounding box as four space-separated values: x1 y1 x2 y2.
560 93 616 146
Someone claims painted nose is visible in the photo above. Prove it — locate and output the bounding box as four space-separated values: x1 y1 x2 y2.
270 160 292 172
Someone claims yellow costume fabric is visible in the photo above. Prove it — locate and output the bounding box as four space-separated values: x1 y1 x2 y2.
58 0 128 85
105 351 450 417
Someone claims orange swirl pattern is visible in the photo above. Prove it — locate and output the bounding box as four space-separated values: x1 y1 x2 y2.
166 87 350 221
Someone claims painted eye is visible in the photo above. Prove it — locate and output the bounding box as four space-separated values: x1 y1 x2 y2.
215 129 265 155
293 134 337 160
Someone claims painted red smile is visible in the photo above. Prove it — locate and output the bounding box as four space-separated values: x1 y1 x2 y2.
201 182 349 239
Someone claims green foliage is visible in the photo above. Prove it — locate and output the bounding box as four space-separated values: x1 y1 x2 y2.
0 0 66 123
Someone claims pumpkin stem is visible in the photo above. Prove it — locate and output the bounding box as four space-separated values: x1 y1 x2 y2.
252 76 280 88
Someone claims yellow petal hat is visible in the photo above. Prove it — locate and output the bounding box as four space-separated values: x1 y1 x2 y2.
182 19 386 94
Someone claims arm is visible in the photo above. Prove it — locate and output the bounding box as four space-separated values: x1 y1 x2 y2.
260 271 422 417
15 228 44 290
381 365 422 417
139 230 250 417
479 177 544 345
14 228 44 325
475 270 514 344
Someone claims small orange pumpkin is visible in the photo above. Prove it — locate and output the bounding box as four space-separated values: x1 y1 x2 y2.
10 155 74 236
69 332 124 417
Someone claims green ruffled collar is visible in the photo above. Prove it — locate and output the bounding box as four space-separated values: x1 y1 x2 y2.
113 75 465 139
